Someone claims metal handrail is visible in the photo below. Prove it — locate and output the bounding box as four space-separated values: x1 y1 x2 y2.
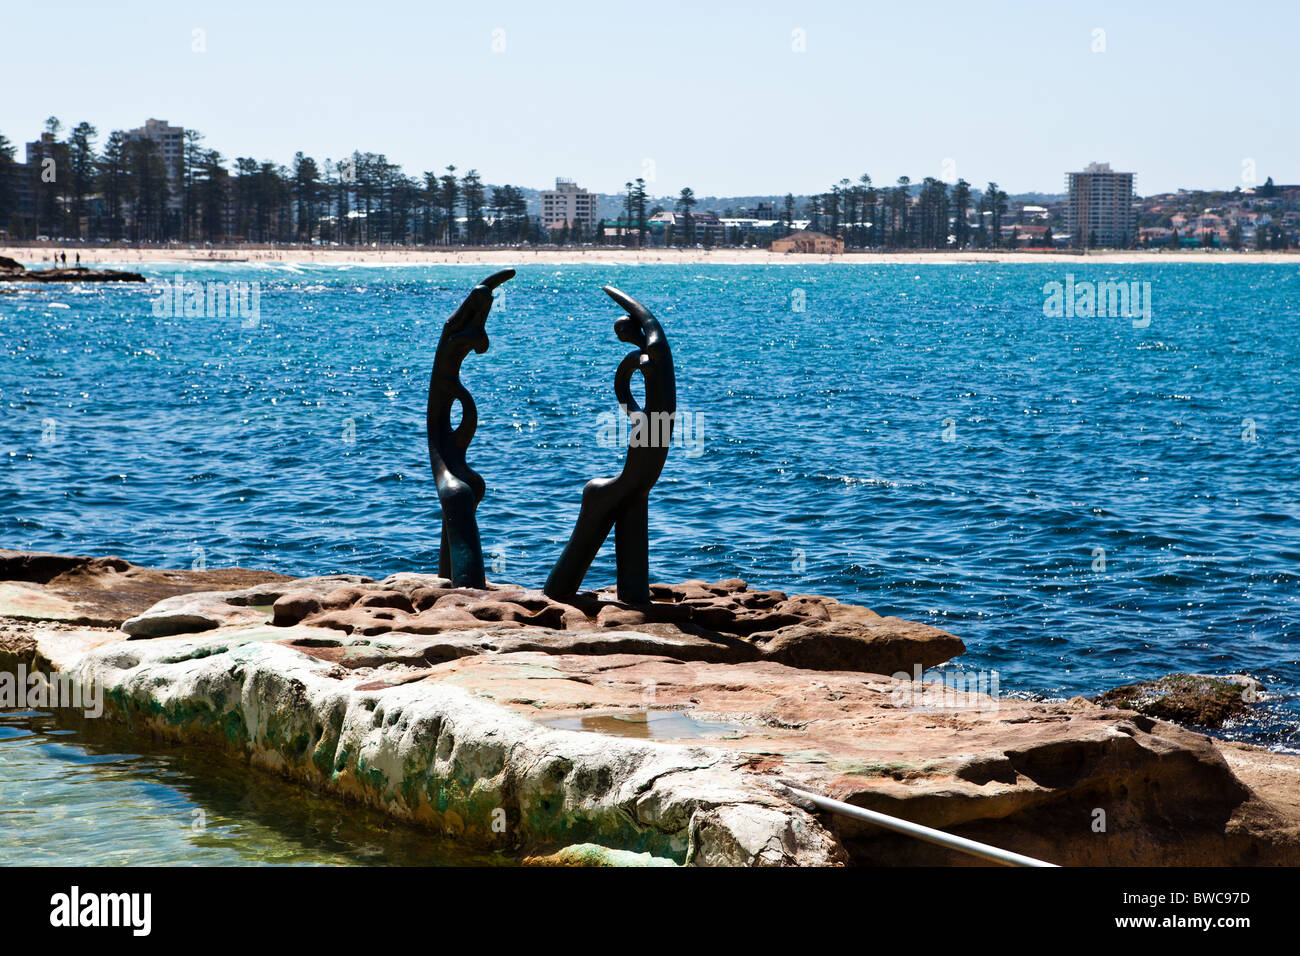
781 782 1059 868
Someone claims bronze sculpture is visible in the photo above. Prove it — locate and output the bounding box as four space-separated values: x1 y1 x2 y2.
426 269 514 587
545 286 676 603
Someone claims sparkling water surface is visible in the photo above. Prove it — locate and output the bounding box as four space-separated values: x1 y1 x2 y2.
2 261 1298 755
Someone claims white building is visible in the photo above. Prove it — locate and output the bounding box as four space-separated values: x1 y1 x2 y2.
541 178 599 231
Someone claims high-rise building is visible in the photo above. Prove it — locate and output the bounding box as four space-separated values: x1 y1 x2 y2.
19 133 66 233
125 119 184 175
540 178 599 231
125 119 185 210
1065 162 1136 248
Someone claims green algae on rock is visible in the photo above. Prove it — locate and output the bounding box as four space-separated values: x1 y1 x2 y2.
1094 673 1265 729
67 631 841 865
524 843 678 866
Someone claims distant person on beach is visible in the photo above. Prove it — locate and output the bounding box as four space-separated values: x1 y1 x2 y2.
75 253 80 268
60 252 66 265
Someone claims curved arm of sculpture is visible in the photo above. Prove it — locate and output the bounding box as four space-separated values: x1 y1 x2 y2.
446 268 515 334
606 285 675 423
607 289 675 497
613 350 644 415
428 269 513 472
452 383 477 451
605 285 664 349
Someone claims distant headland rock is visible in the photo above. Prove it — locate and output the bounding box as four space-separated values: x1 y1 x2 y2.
0 258 145 283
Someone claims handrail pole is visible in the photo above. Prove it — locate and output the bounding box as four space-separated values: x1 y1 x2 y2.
781 782 1059 868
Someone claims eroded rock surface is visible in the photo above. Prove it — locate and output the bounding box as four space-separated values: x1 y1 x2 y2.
0 550 291 629
263 573 965 676
396 652 1298 865
67 629 843 866
3 550 1298 867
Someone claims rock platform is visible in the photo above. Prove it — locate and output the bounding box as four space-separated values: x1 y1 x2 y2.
0 258 145 282
2 549 1297 866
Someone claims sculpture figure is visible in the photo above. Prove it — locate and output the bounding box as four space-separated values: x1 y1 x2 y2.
427 269 514 587
545 286 676 603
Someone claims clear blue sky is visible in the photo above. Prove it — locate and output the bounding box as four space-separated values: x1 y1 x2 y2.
3 0 1295 197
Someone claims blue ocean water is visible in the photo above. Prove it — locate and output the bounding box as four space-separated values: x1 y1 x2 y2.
2 261 1297 749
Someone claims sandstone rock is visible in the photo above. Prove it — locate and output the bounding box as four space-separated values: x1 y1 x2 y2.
88 558 960 672
271 590 328 626
1094 673 1264 728
0 550 130 581
61 631 841 866
597 606 646 628
254 574 965 676
8 551 1299 867
0 582 89 625
46 617 1298 865
754 619 965 674
120 575 371 639
650 579 747 601
432 651 1300 865
281 623 755 669
0 627 37 670
0 549 293 629
376 572 453 592
122 591 264 637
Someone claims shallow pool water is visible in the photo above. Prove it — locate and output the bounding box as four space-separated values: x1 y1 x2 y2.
0 709 514 866
539 709 748 740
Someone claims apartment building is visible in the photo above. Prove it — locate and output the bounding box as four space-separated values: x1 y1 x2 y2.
125 119 184 174
540 178 599 231
1065 162 1137 248
125 118 185 209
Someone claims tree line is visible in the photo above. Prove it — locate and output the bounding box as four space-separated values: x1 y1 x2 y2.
0 117 536 245
0 117 1048 248
794 175 1022 249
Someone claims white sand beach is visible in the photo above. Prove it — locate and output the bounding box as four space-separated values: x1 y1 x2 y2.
3 244 1297 267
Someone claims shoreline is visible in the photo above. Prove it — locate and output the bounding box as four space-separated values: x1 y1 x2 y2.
3 244 1297 267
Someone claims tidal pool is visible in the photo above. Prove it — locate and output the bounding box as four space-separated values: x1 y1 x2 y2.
0 709 514 866
539 709 748 740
